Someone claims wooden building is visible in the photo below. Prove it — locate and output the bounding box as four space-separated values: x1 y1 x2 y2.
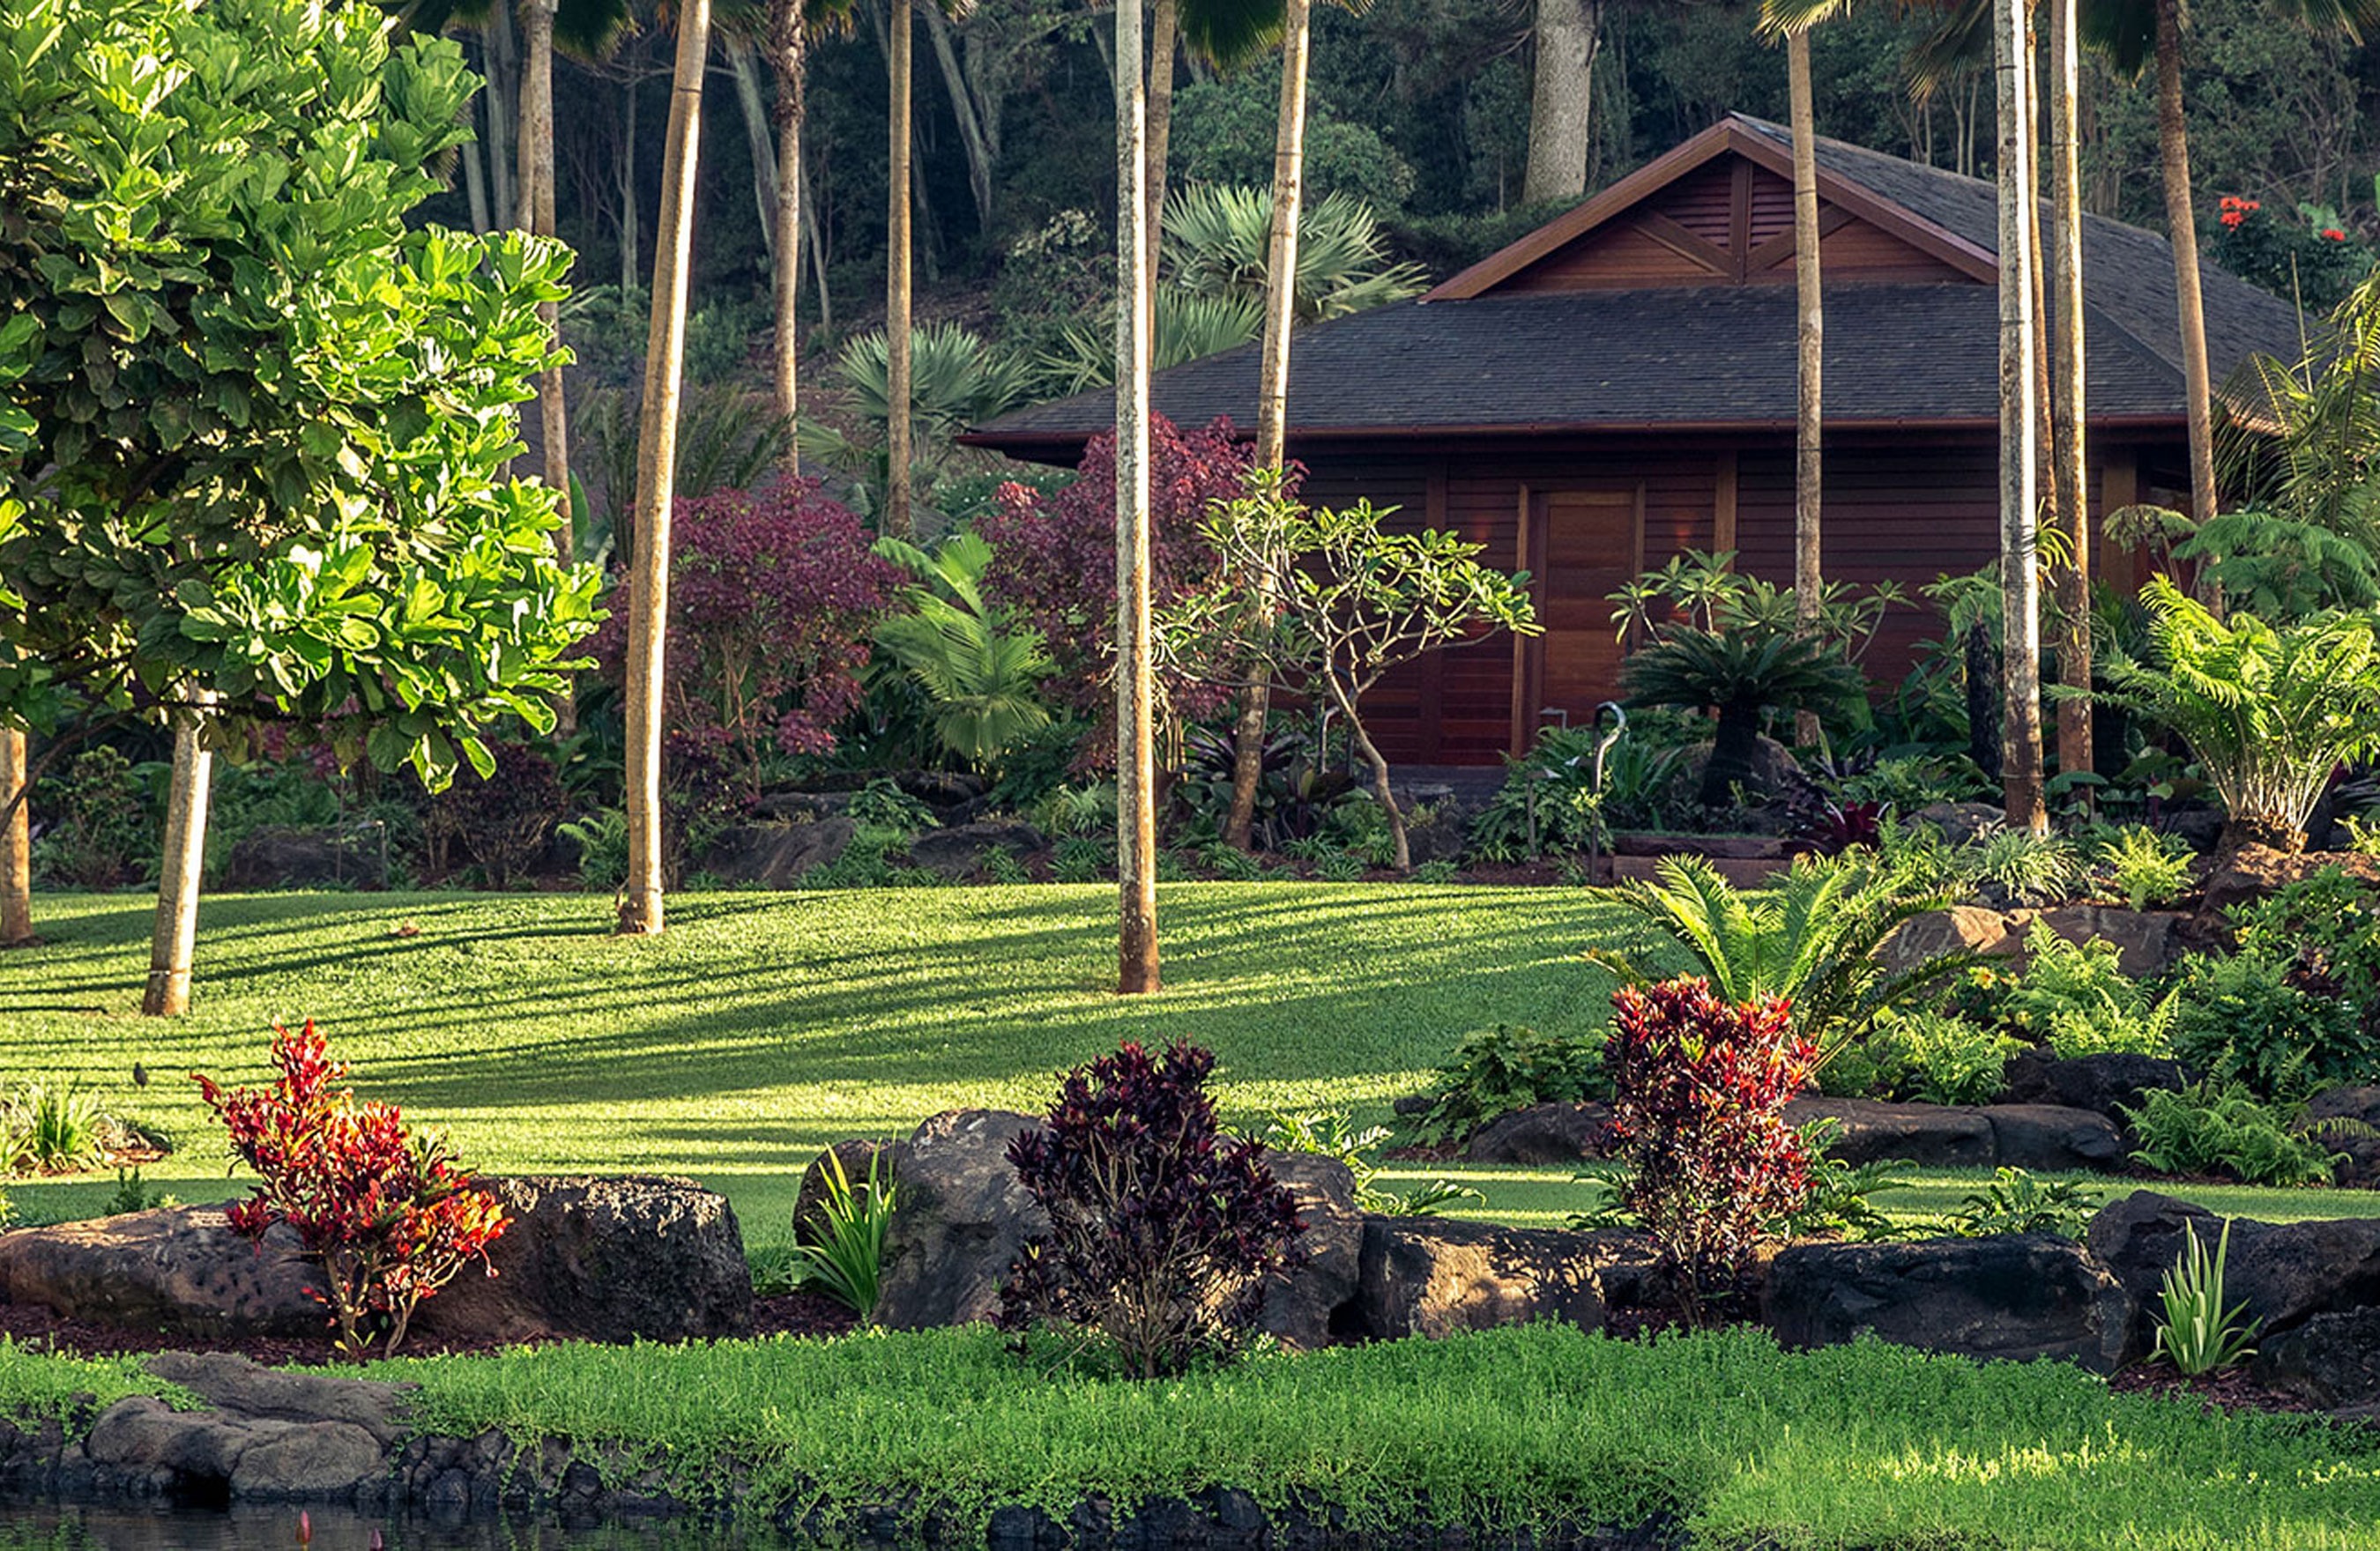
965 115 2303 766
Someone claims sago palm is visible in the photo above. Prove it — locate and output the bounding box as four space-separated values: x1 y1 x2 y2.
1589 854 1963 1058
2090 577 2380 854
1620 626 1865 805
1161 185 1426 324
1039 290 1268 396
874 533 1054 770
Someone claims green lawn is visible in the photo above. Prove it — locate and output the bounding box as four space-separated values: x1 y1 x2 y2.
3 887 2376 1245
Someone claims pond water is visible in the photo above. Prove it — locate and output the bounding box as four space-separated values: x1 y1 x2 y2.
0 1502 801 1549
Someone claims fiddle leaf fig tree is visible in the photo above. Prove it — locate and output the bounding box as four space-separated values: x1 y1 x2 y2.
0 0 600 994
1159 468 1539 871
0 0 599 784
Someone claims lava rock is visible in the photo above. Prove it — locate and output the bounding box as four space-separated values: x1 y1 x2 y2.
2026 906 2189 978
701 819 854 887
1781 1097 1996 1168
1910 802 2008 845
2200 845 2380 920
2307 1086 2380 1188
1462 1102 1611 1165
1356 1216 1605 1339
0 1204 328 1339
1982 1104 2127 1171
1766 1234 2131 1371
905 821 1046 879
2086 1191 2380 1357
416 1175 752 1344
2002 1050 2188 1123
1878 906 2019 979
2255 1307 2380 1409
874 1109 1045 1331
1255 1154 1364 1350
223 825 390 890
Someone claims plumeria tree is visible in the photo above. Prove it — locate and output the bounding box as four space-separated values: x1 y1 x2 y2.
0 0 600 1006
1159 468 1538 871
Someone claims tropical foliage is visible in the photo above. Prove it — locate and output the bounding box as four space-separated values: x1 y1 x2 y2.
874 534 1054 770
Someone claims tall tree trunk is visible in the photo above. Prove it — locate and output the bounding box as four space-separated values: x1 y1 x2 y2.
885 0 916 539
1788 27 1823 749
484 1 520 231
461 103 494 234
1115 0 1160 994
142 694 215 1017
620 0 713 938
518 0 575 732
770 4 808 431
1993 0 2047 835
1223 0 1314 852
1523 0 1601 205
801 148 833 335
2154 0 2219 538
726 37 781 263
2049 0 2093 787
618 55 642 288
1146 0 1179 291
923 4 995 234
1 730 29 947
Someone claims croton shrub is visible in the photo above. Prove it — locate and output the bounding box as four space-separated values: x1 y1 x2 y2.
193 1022 505 1359
1602 978 1815 1316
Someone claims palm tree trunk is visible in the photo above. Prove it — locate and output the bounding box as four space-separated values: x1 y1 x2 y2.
886 0 916 539
2155 0 2218 537
1223 0 1312 852
484 1 520 232
1993 0 2046 835
518 0 574 732
619 0 713 938
1115 0 1160 994
1146 0 1179 292
726 36 781 265
1523 0 1601 205
142 694 215 1016
1 730 29 947
617 53 642 288
1789 26 1823 750
460 107 493 234
2049 0 2093 787
770 4 807 432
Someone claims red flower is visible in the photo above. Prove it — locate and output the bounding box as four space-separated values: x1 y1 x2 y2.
2323 228 2349 241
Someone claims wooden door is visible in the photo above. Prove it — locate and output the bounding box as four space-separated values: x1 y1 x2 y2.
1513 487 1643 753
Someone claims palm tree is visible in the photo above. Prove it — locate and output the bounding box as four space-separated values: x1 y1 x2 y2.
2047 0 2091 788
619 0 712 937
1 730 28 948
1116 0 1159 992
1785 24 1821 746
1991 0 2045 833
886 0 916 538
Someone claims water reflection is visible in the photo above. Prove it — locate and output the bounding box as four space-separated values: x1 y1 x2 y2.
0 1502 797 1549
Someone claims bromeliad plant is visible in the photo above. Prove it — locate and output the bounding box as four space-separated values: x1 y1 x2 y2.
192 1023 506 1361
1601 978 1816 1319
999 1041 1305 1377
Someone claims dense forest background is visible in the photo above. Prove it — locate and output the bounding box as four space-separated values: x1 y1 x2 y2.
420 0 2380 378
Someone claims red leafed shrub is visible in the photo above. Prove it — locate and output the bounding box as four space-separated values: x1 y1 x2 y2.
997 1040 1305 1377
191 1021 507 1360
592 479 900 800
975 417 1260 762
1601 978 1815 1314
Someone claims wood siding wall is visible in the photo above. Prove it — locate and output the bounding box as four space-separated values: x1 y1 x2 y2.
1298 435 2148 765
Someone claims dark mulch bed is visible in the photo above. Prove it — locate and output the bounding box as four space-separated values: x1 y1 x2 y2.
0 1290 857 1368
2109 1363 2328 1418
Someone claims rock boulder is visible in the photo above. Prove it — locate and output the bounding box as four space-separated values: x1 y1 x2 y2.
223 826 389 890
2027 907 2189 979
1877 906 2019 979
874 1109 1045 1331
1982 1105 2128 1172
906 821 1046 879
701 819 854 887
792 1140 896 1247
1782 1097 1996 1168
1355 1217 1604 1339
416 1175 751 1345
2200 845 2380 920
1256 1154 1364 1350
2002 1050 2187 1123
1462 1102 1611 1165
0 1204 327 1338
2307 1086 2380 1189
2255 1308 2380 1409
1765 1235 2131 1371
2086 1191 2380 1357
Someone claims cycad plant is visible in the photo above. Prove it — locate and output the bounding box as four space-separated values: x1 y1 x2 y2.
1621 627 1866 805
1589 853 1963 1059
1041 290 1269 397
804 322 1036 468
2089 577 2380 854
873 533 1054 771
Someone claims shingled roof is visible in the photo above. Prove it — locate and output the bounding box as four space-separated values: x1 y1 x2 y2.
968 115 2304 456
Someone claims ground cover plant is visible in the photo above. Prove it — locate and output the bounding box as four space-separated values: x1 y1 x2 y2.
309 1325 2380 1548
